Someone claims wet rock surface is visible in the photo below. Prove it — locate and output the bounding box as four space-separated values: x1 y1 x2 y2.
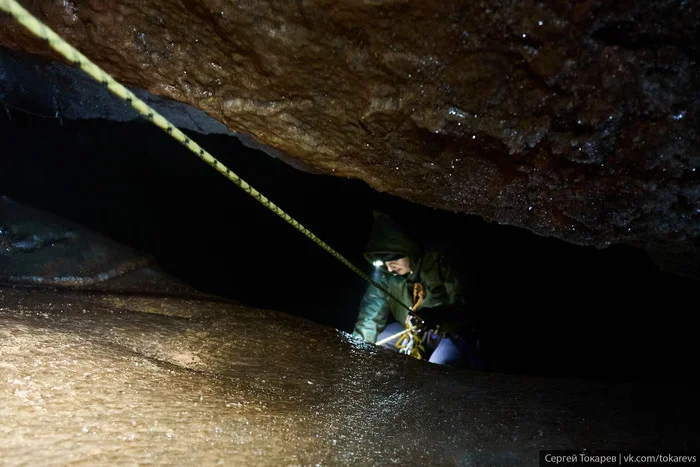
1 1 698 278
0 196 153 286
1 284 698 465
0 198 697 464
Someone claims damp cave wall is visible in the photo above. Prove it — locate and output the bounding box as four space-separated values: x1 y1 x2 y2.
1 0 699 283
0 107 697 385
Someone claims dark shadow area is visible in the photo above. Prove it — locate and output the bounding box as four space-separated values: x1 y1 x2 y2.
1 108 697 386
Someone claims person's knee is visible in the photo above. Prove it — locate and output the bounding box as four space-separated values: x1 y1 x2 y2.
434 334 486 370
428 337 462 366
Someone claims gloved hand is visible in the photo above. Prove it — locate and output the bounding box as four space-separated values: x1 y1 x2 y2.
410 305 469 334
408 310 438 332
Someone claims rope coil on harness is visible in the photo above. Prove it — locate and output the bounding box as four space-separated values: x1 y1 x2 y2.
0 0 417 318
394 282 429 359
412 282 425 310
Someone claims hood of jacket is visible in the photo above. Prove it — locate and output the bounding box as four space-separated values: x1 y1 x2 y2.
363 210 422 270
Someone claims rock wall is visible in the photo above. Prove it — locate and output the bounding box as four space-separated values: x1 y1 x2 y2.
1 0 698 277
2 285 698 465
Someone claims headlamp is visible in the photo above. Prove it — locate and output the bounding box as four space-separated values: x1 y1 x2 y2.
372 260 384 268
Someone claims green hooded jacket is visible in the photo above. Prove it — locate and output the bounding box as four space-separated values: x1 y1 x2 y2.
352 211 469 343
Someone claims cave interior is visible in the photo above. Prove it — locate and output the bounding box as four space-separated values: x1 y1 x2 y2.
1 72 696 387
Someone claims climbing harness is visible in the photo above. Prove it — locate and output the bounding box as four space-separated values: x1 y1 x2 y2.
394 325 425 359
394 282 430 359
0 0 418 318
373 282 432 359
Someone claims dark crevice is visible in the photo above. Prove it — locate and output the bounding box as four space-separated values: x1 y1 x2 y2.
2 110 698 383
591 21 698 61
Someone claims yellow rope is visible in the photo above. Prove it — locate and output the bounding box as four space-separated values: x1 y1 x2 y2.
375 326 413 347
0 0 413 317
395 327 426 359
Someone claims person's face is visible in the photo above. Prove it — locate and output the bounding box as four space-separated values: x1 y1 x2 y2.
385 257 410 275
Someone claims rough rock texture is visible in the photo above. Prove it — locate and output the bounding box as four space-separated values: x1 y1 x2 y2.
0 46 314 172
1 0 699 277
2 285 698 465
0 196 154 286
0 187 698 464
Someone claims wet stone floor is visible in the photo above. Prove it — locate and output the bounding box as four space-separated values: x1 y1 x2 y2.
0 284 697 466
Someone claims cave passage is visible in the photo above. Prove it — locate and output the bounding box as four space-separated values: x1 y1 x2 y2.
0 106 697 386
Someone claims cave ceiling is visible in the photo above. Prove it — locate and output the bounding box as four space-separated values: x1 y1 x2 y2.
0 0 698 279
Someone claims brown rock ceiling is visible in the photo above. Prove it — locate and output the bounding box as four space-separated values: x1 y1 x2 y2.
1 0 698 278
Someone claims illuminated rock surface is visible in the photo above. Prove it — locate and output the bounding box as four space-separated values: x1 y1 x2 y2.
1 0 698 278
2 285 698 465
0 199 698 465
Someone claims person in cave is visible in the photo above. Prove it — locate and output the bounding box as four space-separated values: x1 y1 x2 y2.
352 210 484 369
